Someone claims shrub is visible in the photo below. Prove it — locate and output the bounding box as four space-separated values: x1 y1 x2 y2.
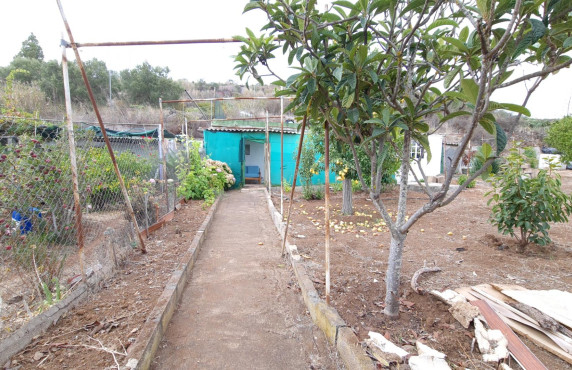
486 146 572 251
177 143 234 206
545 116 572 163
458 174 476 188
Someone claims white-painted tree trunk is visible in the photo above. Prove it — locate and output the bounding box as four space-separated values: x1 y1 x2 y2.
384 232 406 317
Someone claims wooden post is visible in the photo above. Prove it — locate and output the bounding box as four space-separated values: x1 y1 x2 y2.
324 121 331 305
56 0 146 253
61 43 85 282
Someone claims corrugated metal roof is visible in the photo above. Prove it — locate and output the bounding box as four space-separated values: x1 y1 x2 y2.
203 126 298 134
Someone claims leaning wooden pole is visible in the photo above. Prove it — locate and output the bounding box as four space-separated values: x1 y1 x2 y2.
56 0 146 253
281 113 308 256
324 121 331 305
61 43 86 282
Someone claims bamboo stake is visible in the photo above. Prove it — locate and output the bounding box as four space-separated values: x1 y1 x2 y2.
266 111 271 193
280 95 284 216
324 121 331 305
56 0 146 253
281 112 308 256
61 43 85 282
159 99 169 211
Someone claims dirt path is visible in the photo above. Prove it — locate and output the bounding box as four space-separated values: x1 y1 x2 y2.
151 188 340 369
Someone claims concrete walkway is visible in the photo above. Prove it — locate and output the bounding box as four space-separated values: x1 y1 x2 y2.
151 188 339 369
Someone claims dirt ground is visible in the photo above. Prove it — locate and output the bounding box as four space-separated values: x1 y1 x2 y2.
4 200 209 369
275 170 572 369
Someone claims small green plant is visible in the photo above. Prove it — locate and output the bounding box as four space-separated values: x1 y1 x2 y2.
302 185 324 200
523 147 538 169
331 182 343 192
458 174 476 188
486 145 572 251
282 180 292 193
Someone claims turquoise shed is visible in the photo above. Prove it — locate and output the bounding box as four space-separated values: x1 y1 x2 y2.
203 121 331 187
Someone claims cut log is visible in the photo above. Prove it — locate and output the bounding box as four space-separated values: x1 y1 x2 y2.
411 266 441 294
510 302 560 332
471 300 547 370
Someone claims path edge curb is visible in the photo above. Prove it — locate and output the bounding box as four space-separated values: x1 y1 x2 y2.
125 196 221 370
264 190 375 370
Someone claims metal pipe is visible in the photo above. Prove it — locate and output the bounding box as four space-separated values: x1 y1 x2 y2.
281 112 308 256
184 90 209 120
190 116 284 123
56 0 146 253
61 43 85 282
163 97 283 103
324 121 331 305
71 38 242 48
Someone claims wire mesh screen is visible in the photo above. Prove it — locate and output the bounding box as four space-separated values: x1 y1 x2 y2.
0 117 191 313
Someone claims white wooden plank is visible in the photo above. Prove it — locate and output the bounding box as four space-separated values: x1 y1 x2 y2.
503 290 572 330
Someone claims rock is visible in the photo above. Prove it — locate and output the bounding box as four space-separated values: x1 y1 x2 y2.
33 351 45 361
449 301 480 328
474 318 509 362
365 331 410 363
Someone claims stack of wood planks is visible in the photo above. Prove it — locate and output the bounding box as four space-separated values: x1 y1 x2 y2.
455 284 572 368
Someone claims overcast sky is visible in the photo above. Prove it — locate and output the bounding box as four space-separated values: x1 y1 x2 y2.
1 0 571 119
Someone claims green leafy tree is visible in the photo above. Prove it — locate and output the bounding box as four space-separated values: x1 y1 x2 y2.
6 57 43 84
236 0 572 317
546 116 572 163
487 146 572 251
16 33 44 61
120 62 183 105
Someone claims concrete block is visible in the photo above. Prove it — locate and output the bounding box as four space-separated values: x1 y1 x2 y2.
337 326 376 370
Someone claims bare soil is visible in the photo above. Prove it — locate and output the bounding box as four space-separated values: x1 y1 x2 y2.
275 170 572 369
4 200 209 369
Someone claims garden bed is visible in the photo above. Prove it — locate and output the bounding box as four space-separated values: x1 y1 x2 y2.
3 200 209 369
274 171 572 369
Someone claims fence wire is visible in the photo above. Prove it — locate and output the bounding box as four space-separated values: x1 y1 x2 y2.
0 117 191 315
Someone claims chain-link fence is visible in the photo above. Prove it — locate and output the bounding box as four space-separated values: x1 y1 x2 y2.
0 116 192 315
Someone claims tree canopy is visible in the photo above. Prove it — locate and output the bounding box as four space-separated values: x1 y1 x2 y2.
16 33 44 61
235 0 572 317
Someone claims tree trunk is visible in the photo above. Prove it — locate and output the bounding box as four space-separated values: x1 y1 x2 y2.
342 177 353 215
384 232 406 318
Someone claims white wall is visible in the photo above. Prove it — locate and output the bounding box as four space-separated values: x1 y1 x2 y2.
244 140 266 181
539 154 566 170
408 134 443 181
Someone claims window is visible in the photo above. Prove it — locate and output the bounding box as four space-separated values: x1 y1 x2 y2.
410 141 424 160
245 144 251 155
